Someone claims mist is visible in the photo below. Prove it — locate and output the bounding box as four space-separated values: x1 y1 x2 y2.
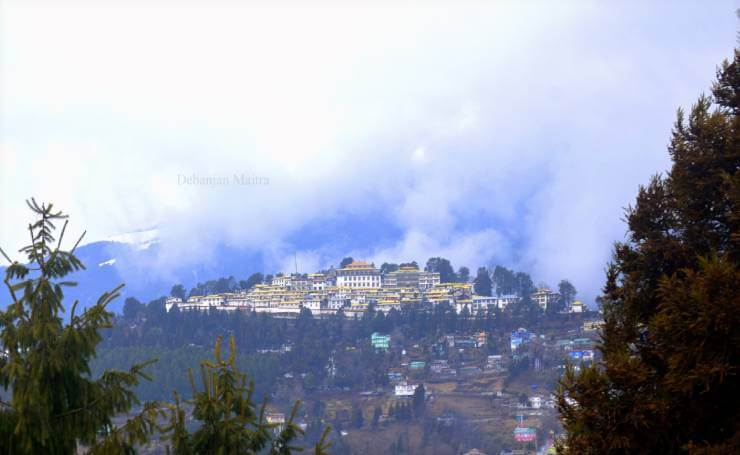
1 1 737 304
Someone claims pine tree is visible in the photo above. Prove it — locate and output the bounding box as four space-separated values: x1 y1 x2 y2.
552 280 576 315
557 49 740 454
412 383 426 418
0 201 329 454
0 200 161 454
371 406 381 429
473 267 492 297
163 335 331 454
350 402 364 429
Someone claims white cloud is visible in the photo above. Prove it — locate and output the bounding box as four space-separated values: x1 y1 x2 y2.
1 1 736 304
369 228 511 272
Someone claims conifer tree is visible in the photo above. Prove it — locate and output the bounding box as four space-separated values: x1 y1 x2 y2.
0 202 330 454
473 267 493 297
412 384 426 418
557 49 740 454
371 406 381 429
0 200 161 454
163 335 332 454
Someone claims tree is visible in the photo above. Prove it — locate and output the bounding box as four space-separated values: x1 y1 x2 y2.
212 276 236 294
339 257 354 268
123 296 144 320
473 267 492 296
371 406 382 429
514 271 534 299
170 284 186 300
241 272 265 290
0 200 160 454
457 266 470 283
165 335 330 454
351 402 364 429
412 383 426 418
551 279 576 315
380 262 399 275
145 296 167 323
492 265 515 296
0 201 329 454
557 50 740 454
425 257 456 283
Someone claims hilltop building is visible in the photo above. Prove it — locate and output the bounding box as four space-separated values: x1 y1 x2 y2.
162 260 582 322
271 274 316 290
495 294 520 310
165 296 182 312
309 273 329 290
454 294 520 314
272 275 291 287
382 265 440 290
336 260 381 288
569 300 585 313
531 288 560 311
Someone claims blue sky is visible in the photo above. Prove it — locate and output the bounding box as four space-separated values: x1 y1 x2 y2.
1 1 737 304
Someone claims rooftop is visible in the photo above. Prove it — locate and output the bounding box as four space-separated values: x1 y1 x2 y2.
341 260 374 270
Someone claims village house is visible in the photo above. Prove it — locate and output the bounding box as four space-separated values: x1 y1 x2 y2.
371 332 391 351
394 382 418 397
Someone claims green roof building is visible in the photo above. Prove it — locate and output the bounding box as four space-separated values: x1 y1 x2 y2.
371 332 390 351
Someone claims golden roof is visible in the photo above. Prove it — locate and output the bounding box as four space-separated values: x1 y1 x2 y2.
341 260 374 270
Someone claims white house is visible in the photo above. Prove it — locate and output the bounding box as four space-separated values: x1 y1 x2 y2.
496 294 521 310
328 293 348 310
301 297 322 313
394 382 418 397
532 288 560 311
418 271 441 290
570 300 585 313
272 275 291 287
336 261 382 289
165 296 182 312
226 293 251 309
290 276 310 290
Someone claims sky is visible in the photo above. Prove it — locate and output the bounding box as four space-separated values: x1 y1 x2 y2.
1 1 738 305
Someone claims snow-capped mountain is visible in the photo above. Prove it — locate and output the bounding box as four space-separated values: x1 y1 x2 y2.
0 229 264 314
